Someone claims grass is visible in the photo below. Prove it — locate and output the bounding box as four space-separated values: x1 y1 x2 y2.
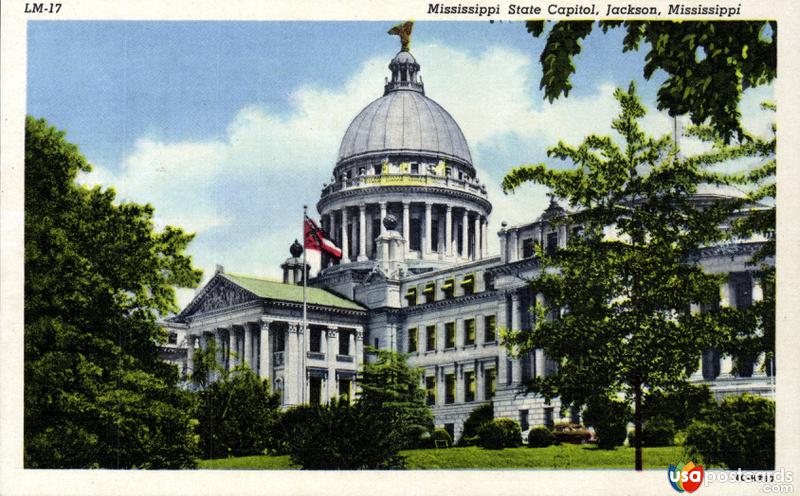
198 444 686 470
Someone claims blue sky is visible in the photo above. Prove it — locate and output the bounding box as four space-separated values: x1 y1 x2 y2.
27 21 774 307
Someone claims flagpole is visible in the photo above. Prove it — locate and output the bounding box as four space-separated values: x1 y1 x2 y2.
302 205 308 404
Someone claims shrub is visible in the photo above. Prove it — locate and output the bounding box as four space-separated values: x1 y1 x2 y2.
552 429 592 445
431 428 452 448
685 394 774 470
643 384 715 430
629 416 676 447
195 368 282 459
478 419 521 450
582 396 631 449
458 402 493 446
281 399 406 469
528 426 555 448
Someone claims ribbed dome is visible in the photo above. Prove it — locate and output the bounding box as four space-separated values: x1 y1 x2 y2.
337 90 473 166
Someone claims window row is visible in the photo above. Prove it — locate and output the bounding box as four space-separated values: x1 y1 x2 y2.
405 273 477 306
407 315 496 353
425 368 497 405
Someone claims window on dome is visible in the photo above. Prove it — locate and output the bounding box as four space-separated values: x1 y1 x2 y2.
522 238 535 258
405 287 417 307
410 217 422 252
442 278 455 299
410 162 419 174
461 273 475 295
423 282 436 303
374 164 382 175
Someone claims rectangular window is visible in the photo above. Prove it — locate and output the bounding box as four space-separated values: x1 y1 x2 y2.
426 325 436 351
461 273 475 295
464 318 476 346
445 373 455 404
410 162 419 174
431 219 440 253
546 232 559 256
373 337 380 349
408 327 418 353
522 238 535 258
168 332 177 344
464 371 476 402
310 328 322 353
445 322 455 349
425 376 436 405
274 330 285 352
484 315 497 343
338 330 350 356
338 378 351 402
485 368 496 399
442 278 455 299
544 407 554 429
410 217 422 252
405 287 418 307
310 377 322 405
519 410 529 431
423 282 436 303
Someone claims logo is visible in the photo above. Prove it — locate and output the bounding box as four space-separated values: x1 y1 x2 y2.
668 461 705 493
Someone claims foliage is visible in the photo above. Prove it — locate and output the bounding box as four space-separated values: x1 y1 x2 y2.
458 402 494 446
501 84 740 468
24 116 202 468
194 367 282 459
642 384 715 430
552 428 592 445
431 428 453 448
528 426 556 448
477 419 522 450
685 394 774 470
357 348 434 449
526 21 776 142
628 416 677 447
280 399 407 469
582 396 631 449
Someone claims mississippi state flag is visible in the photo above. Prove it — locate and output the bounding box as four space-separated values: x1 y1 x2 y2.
304 216 342 259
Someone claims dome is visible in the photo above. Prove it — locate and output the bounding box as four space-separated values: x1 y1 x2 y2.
337 90 473 166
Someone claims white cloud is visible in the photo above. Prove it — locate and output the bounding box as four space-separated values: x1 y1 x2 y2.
79 40 774 306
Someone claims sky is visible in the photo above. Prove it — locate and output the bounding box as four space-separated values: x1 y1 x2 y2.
27 21 774 308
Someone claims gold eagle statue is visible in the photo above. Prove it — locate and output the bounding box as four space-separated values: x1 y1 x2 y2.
388 21 414 52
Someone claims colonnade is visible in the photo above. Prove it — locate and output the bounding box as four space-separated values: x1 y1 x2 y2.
322 201 489 263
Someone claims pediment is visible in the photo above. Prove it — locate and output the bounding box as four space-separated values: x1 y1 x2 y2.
179 275 257 318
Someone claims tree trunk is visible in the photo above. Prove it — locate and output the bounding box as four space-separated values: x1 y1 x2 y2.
634 380 642 471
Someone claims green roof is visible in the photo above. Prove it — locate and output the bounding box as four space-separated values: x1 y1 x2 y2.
223 273 365 311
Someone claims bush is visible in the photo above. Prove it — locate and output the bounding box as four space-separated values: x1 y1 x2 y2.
582 396 631 449
629 416 676 447
527 426 555 448
458 402 493 446
553 429 592 445
685 394 774 470
478 419 521 450
643 384 715 430
431 428 452 448
195 368 282 459
281 399 406 469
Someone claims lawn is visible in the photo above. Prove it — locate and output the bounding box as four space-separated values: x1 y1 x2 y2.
198 444 686 470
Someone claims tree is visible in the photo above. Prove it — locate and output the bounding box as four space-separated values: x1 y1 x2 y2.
501 84 736 470
194 365 282 459
24 116 203 468
356 348 434 449
526 21 776 142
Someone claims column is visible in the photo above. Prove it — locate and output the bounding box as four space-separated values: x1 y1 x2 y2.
365 210 374 259
402 201 411 253
509 230 519 262
358 203 367 261
214 329 223 379
341 208 350 262
438 212 446 254
462 210 469 258
445 205 453 256
476 361 485 400
185 334 195 380
719 278 734 378
259 318 271 381
327 327 338 402
354 328 365 372
482 218 489 258
424 202 432 255
228 327 236 371
535 292 546 378
559 223 568 248
456 364 464 403
286 323 301 405
243 324 252 369
380 201 387 234
349 331 356 359
437 367 446 406
510 292 522 384
328 211 337 266
497 295 508 385
474 215 481 261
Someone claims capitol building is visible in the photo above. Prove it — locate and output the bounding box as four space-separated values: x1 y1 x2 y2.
161 35 774 441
